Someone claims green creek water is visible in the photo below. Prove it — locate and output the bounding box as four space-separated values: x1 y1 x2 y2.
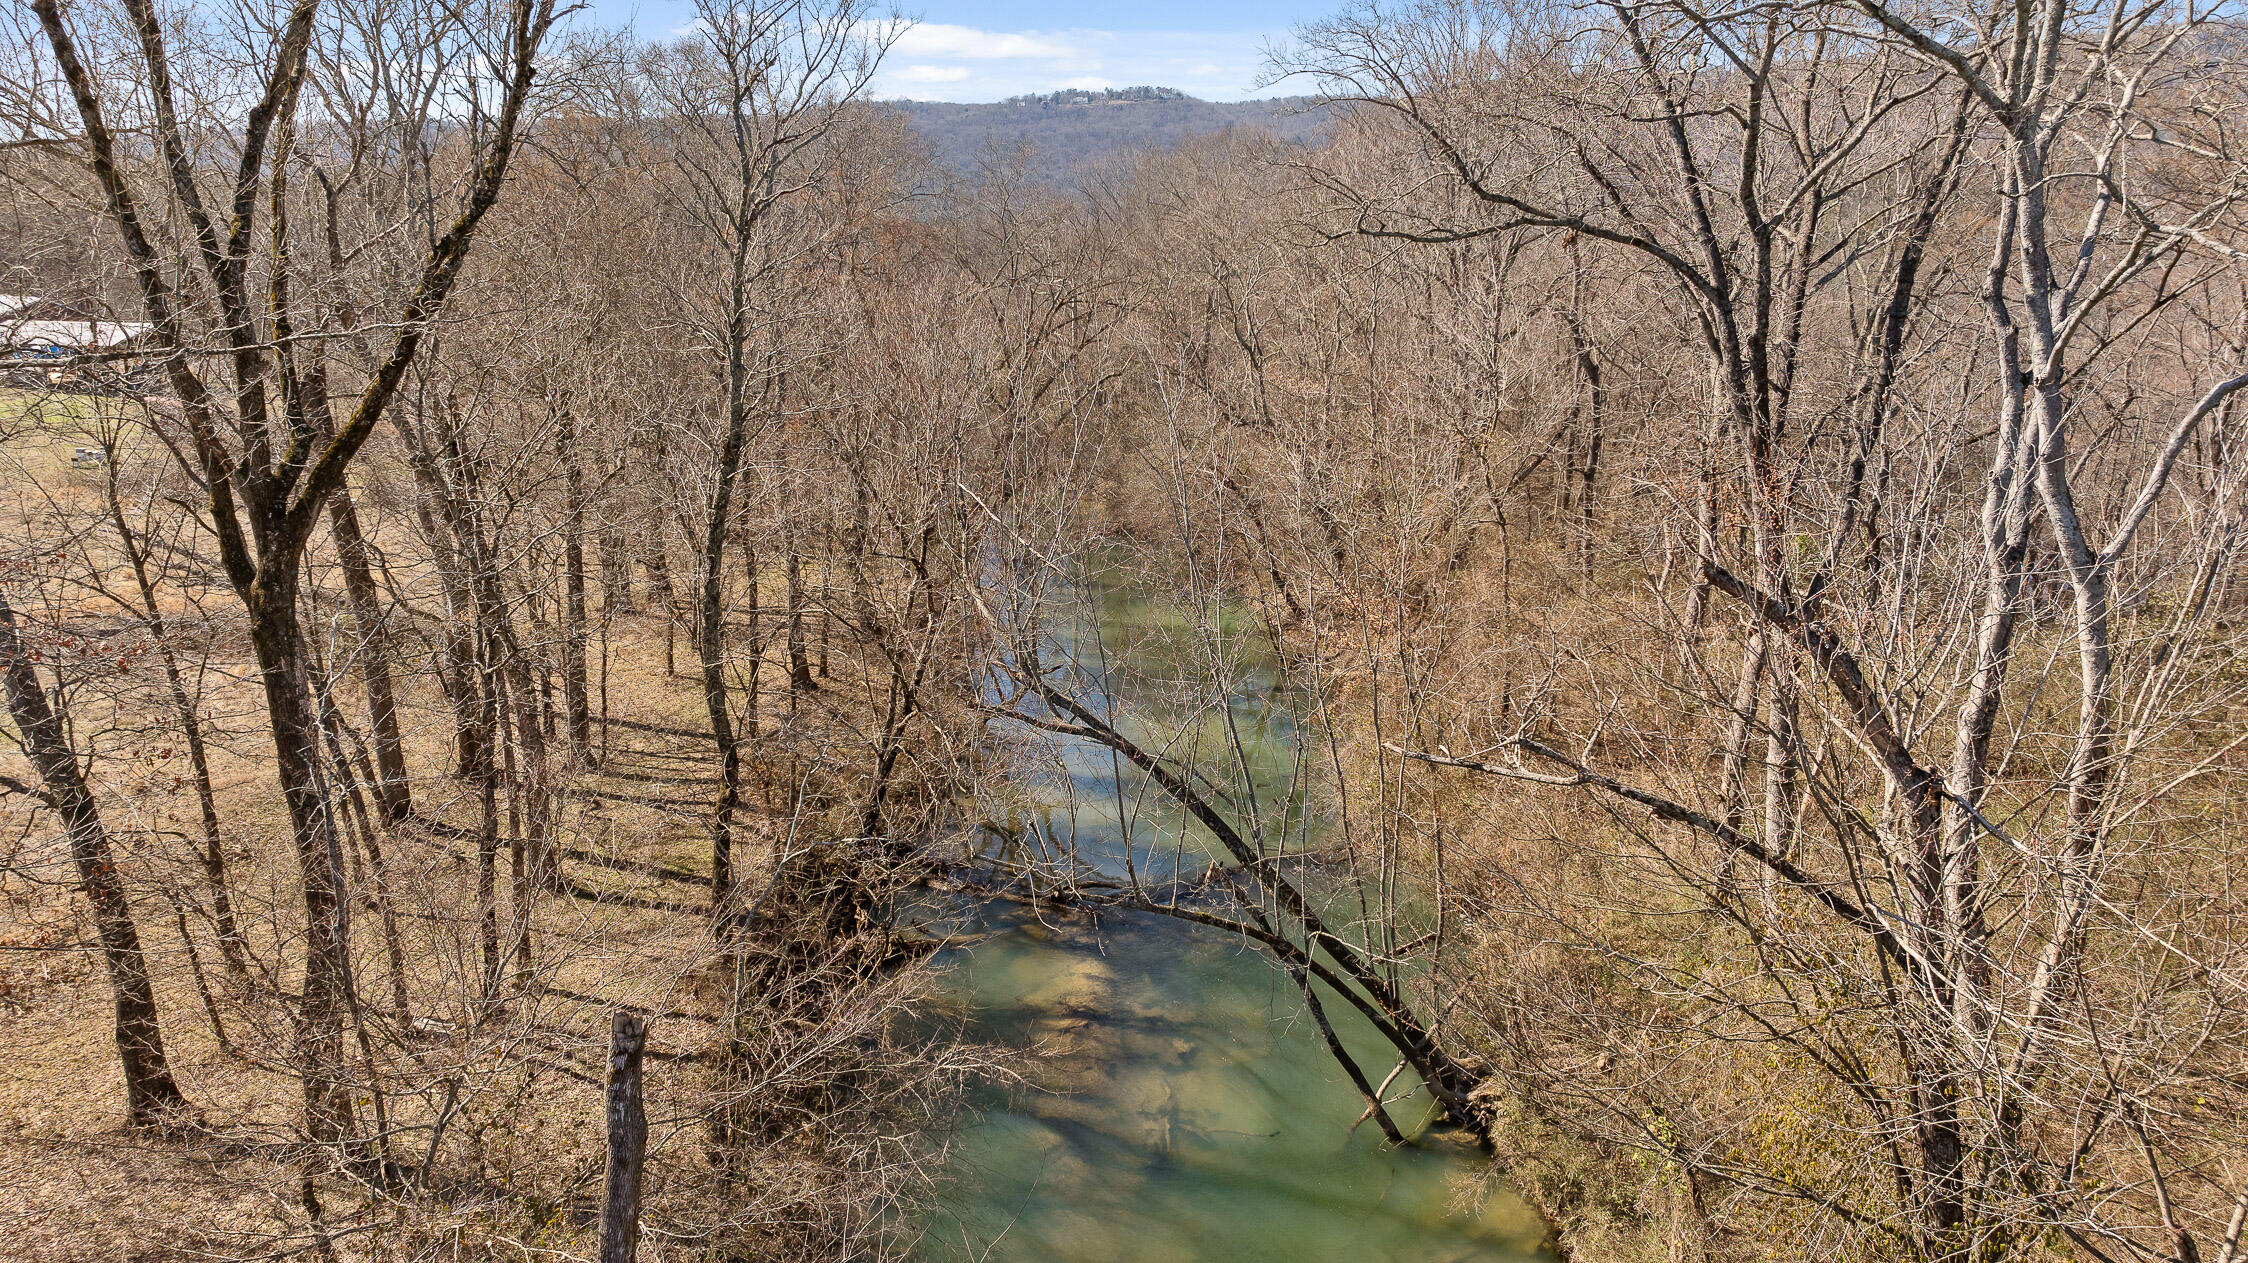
916 572 1553 1263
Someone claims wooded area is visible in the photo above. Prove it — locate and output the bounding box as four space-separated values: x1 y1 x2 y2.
2 0 2245 1259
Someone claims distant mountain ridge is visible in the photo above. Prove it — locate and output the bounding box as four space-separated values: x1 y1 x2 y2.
999 85 1194 107
892 87 1335 184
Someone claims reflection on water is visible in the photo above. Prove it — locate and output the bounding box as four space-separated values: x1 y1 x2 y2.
919 572 1553 1263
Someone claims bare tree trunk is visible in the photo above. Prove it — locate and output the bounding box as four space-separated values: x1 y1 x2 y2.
312 675 413 1019
102 470 246 974
560 406 592 755
787 543 814 699
1715 630 1767 888
498 665 535 994
294 347 415 825
741 539 761 738
1572 319 1604 572
485 577 555 889
402 448 485 780
326 481 411 822
427 407 558 892
600 523 634 613
247 584 362 1150
699 338 754 925
1 595 191 1128
1760 677 1802 895
646 538 677 677
474 624 503 1007
168 896 231 1054
817 515 832 680
599 1012 647 1263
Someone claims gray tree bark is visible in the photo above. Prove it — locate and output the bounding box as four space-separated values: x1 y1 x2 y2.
599 1012 647 1263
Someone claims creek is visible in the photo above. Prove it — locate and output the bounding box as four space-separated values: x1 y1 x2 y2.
915 570 1553 1263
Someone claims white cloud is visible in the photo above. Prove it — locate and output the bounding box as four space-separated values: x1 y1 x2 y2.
894 63 973 83
887 22 1074 60
865 25 1291 103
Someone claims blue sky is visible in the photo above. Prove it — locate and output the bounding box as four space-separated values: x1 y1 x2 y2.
571 0 1336 101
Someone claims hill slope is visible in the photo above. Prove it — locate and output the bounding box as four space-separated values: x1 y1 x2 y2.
893 88 1336 184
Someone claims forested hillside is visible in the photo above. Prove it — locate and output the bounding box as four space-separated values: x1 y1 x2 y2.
4 0 2246 1261
895 90 1335 183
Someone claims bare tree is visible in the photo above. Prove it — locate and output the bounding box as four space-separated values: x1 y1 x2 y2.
628 0 893 919
0 591 190 1128
25 0 557 1149
1287 0 2248 1257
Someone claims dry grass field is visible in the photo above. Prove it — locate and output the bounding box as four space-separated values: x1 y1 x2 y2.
0 463 958 1257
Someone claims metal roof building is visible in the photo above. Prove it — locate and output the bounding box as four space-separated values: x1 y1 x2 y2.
1 294 153 355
